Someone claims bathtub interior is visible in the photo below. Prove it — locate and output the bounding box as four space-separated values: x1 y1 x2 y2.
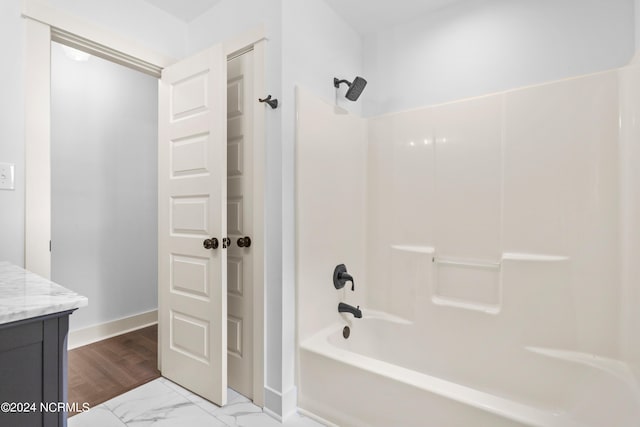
295 64 640 425
324 317 640 416
300 321 640 427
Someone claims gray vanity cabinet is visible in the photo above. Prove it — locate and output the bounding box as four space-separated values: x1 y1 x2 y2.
0 310 73 427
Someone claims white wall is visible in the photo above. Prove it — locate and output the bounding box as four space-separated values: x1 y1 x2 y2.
282 0 364 116
188 0 281 55
50 43 158 331
46 0 187 59
363 0 635 116
0 0 25 266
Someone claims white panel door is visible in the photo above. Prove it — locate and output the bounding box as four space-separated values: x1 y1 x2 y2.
227 51 254 398
158 44 227 406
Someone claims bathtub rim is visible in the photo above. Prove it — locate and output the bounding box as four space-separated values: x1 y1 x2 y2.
300 320 588 427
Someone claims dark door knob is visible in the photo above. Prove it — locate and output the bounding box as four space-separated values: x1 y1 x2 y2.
203 238 219 250
237 236 252 248
223 237 231 248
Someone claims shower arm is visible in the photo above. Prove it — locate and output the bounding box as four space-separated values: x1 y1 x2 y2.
333 78 352 88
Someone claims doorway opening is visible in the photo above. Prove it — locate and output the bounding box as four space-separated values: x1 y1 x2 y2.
39 29 262 404
50 40 159 338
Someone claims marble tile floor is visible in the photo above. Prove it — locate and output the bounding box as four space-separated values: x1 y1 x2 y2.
69 378 325 427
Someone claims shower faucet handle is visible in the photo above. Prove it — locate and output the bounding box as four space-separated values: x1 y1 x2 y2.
333 264 355 291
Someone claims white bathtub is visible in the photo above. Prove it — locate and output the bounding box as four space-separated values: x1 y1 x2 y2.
298 312 640 427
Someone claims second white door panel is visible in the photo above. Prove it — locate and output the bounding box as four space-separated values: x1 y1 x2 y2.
227 51 254 398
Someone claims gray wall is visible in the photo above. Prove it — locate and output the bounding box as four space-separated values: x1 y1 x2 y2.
50 42 158 331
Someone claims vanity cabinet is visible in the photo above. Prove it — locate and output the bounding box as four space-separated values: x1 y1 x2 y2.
0 310 73 427
0 262 87 427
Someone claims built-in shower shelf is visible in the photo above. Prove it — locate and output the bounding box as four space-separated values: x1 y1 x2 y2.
431 296 500 314
386 245 571 317
502 253 569 262
431 253 570 313
434 256 501 307
390 245 435 254
434 258 501 269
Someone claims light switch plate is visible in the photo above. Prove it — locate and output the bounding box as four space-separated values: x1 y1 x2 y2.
0 163 15 190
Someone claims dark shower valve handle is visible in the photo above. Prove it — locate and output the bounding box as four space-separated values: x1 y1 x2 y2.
333 264 355 291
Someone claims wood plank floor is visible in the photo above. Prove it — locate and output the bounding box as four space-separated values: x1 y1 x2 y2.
68 324 160 416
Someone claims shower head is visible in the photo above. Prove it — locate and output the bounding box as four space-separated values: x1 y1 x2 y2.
333 76 368 101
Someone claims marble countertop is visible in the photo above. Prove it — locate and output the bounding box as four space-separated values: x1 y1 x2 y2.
0 261 88 325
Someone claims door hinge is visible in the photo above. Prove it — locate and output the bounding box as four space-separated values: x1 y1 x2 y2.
49 240 51 252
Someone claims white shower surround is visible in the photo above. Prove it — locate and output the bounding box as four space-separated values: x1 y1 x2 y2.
295 63 640 426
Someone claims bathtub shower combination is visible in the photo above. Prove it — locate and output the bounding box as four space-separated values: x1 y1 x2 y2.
295 65 640 426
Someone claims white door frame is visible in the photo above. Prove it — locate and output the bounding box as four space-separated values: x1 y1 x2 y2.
22 0 266 407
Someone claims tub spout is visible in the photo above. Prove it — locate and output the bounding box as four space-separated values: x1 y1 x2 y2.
338 302 362 318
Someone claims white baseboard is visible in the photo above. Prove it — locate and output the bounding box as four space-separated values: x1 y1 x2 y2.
282 385 298 420
68 310 158 349
263 407 282 422
264 386 282 419
297 408 340 427
263 385 297 421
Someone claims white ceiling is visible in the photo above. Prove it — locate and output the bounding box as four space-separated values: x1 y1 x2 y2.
142 0 221 22
142 0 462 32
324 0 464 35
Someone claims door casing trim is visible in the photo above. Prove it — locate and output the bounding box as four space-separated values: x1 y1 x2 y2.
23 0 266 407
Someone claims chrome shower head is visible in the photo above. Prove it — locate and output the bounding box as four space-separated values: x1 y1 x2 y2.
333 76 368 101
